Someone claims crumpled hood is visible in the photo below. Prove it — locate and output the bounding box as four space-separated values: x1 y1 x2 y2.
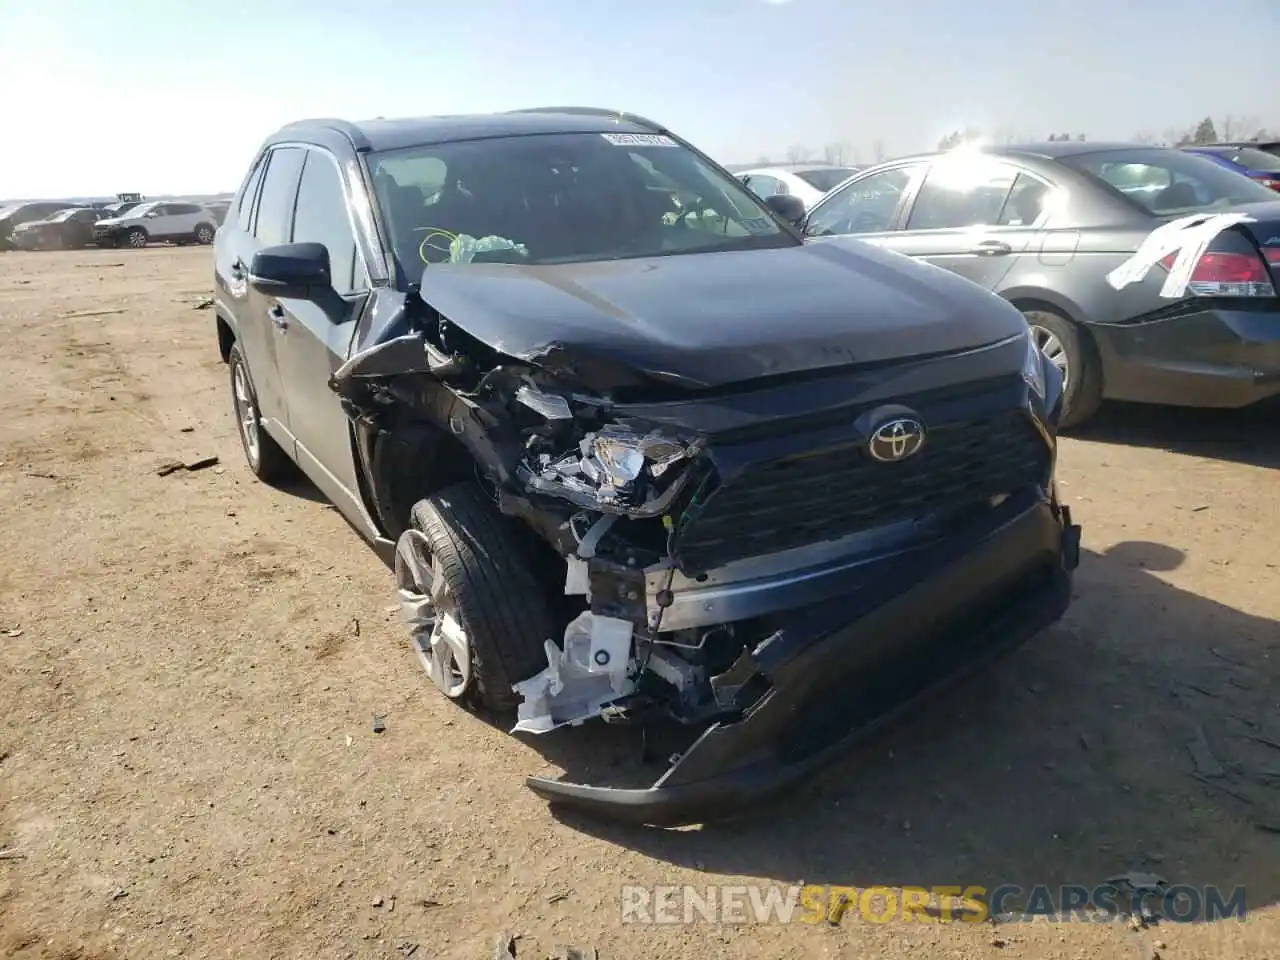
95 217 128 228
416 240 1030 392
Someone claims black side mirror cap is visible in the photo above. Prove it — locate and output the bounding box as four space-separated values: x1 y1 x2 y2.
764 193 807 227
249 242 332 296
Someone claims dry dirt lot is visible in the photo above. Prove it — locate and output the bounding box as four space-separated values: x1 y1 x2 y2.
1 245 1278 960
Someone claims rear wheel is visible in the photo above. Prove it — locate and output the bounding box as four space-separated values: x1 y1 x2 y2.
395 483 555 715
1022 308 1104 429
194 223 215 244
227 342 294 483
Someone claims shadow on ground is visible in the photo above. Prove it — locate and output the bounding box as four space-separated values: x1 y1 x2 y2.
524 542 1280 917
1070 400 1280 468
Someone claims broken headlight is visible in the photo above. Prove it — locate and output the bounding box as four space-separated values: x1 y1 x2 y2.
588 428 689 485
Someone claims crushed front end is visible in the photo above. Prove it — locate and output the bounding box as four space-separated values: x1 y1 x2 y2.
335 304 1080 826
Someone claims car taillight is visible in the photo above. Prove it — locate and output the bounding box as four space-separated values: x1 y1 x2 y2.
1159 249 1276 297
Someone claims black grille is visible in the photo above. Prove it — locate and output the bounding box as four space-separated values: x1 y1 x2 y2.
674 409 1050 572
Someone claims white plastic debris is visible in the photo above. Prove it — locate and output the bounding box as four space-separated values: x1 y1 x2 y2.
563 557 589 596
510 613 636 734
1106 212 1257 298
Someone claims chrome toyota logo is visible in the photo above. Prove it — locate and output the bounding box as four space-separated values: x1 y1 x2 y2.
868 417 926 462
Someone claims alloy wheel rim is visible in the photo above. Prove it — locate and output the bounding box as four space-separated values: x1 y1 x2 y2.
197 226 213 243
394 529 471 698
129 231 146 247
232 363 260 464
1029 325 1069 391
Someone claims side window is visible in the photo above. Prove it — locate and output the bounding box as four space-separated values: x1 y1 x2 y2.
805 165 917 236
253 147 306 247
236 154 268 231
744 174 779 199
291 150 360 294
997 174 1051 226
906 160 1018 231
170 203 201 215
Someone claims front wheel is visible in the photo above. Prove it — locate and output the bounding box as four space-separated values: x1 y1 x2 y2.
395 483 555 715
1022 308 1104 429
227 342 294 483
124 227 147 249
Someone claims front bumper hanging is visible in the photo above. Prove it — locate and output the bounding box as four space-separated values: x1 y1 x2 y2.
527 500 1081 826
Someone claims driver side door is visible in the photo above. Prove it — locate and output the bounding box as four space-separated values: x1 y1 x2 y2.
802 162 927 248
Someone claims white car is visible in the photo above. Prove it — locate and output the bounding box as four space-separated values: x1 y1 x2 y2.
93 200 219 249
737 164 861 211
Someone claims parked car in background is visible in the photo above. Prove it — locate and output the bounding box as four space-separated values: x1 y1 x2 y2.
1181 145 1280 192
1206 140 1280 161
211 107 1077 825
100 199 146 218
11 206 104 250
800 142 1280 427
0 201 77 250
94 200 218 248
738 163 860 211
206 199 232 225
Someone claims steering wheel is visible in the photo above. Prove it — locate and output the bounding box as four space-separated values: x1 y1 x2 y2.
416 227 457 265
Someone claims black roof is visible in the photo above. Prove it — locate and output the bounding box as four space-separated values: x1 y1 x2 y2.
272 107 665 153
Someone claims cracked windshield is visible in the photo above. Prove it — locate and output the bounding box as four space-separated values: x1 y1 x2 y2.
1 1 1278 959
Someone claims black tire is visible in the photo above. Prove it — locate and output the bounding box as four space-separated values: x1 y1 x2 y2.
1022 308 1104 430
194 222 215 245
406 483 556 714
227 342 294 483
124 227 148 248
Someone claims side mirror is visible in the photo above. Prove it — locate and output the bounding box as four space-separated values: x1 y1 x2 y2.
249 242 331 297
765 193 807 226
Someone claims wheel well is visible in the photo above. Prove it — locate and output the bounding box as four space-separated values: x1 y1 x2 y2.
216 315 235 363
196 221 214 232
1007 296 1098 346
366 421 479 540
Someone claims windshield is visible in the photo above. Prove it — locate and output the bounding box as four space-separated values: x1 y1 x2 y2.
0 204 23 220
794 168 857 192
366 131 793 278
119 201 157 218
1060 148 1280 215
1229 147 1280 173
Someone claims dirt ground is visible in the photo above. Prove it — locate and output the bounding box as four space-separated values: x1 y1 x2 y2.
0 246 1278 960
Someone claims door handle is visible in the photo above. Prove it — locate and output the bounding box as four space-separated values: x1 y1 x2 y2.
971 239 1012 256
268 304 288 330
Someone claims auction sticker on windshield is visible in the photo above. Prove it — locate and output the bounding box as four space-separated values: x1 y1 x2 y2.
601 133 677 147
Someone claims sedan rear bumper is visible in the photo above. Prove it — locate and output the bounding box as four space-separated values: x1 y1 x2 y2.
1094 306 1280 409
527 497 1079 826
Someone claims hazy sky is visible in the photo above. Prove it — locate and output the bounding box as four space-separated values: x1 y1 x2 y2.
1 0 1277 197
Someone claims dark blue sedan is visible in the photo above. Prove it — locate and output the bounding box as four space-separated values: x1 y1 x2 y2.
1182 145 1280 193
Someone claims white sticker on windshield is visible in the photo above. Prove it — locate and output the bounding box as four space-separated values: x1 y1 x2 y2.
600 133 677 147
741 217 772 234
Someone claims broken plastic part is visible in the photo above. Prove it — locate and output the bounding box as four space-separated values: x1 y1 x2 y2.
564 557 589 595
1106 212 1257 298
511 613 637 734
515 383 573 420
519 425 696 515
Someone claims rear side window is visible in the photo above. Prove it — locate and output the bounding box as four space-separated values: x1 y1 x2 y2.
236 154 268 231
906 159 1018 231
292 150 360 294
253 147 305 246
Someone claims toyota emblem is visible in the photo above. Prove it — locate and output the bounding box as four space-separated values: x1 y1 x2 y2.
867 417 926 462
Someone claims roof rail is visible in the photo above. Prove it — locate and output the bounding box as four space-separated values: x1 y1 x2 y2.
276 117 372 151
506 106 666 134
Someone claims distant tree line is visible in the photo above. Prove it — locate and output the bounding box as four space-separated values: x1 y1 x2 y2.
750 114 1276 170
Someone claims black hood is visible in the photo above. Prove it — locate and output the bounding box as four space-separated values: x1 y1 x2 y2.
417 239 1029 393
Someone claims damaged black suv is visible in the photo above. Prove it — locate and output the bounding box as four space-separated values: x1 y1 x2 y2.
213 107 1081 825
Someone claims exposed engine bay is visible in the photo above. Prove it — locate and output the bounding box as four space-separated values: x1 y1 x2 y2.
333 297 794 738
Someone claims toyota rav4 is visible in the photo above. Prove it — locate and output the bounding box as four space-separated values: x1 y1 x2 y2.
212 107 1081 825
